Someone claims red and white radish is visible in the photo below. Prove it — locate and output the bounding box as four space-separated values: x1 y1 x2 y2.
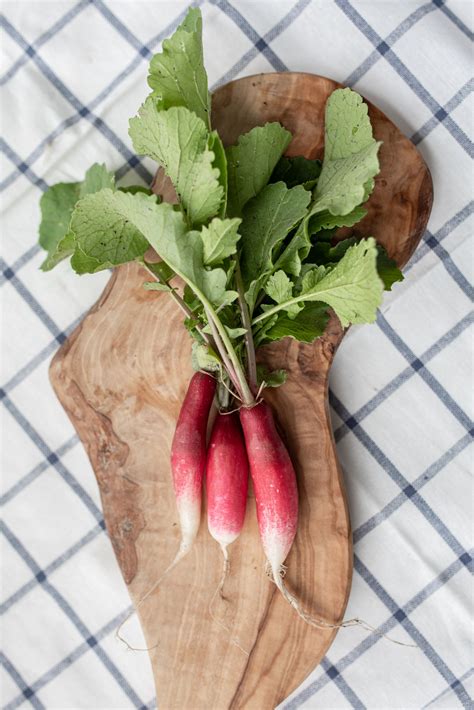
239 401 298 581
240 401 337 628
239 401 344 629
171 370 217 558
207 411 248 589
239 401 415 643
116 371 216 649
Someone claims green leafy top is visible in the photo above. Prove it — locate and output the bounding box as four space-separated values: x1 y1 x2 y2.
38 7 403 402
226 123 292 217
70 189 151 274
312 88 382 216
129 101 223 226
271 155 322 190
39 163 115 271
147 7 210 126
255 238 384 329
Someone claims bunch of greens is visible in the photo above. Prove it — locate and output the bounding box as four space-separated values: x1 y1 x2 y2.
39 7 402 407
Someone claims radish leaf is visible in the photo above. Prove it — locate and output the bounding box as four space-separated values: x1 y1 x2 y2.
41 231 76 272
376 246 404 291
226 123 292 217
271 155 322 190
264 271 303 317
253 238 383 329
39 163 115 271
308 205 367 233
200 217 241 266
192 342 221 372
39 183 79 254
256 365 287 388
312 88 381 216
261 303 329 344
240 181 310 294
147 7 210 126
208 131 228 217
70 189 152 273
129 102 223 226
79 163 115 197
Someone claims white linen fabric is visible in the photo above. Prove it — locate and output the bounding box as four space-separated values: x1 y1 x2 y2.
1 1 472 708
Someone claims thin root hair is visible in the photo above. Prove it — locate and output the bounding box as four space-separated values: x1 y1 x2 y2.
115 544 189 652
272 568 417 648
208 544 249 657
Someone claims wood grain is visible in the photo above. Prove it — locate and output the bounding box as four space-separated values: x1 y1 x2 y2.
50 73 432 709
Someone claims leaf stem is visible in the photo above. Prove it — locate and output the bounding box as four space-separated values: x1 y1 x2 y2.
145 258 254 406
234 258 257 393
204 306 254 406
252 297 304 325
204 311 241 396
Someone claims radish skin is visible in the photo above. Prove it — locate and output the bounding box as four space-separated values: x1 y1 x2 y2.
207 412 249 551
239 401 298 576
171 371 217 557
240 401 350 628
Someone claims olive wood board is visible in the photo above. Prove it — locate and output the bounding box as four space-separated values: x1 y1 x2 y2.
50 72 433 710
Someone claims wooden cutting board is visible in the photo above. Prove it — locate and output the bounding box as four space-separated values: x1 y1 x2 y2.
49 73 433 709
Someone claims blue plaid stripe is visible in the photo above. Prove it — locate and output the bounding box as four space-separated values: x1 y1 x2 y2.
1 522 146 709
0 139 49 192
0 0 90 87
335 313 473 443
0 520 104 616
423 231 473 299
354 432 472 545
0 246 41 285
285 551 473 709
2 395 102 522
344 0 439 87
92 0 155 57
1 1 472 708
330 390 470 560
426 669 474 709
433 0 474 40
336 0 474 157
0 258 64 341
375 311 472 433
0 16 153 186
408 201 473 271
210 0 289 72
0 4 198 195
411 78 474 145
1 652 46 710
2 610 133 710
0 315 83 396
319 658 366 709
211 0 310 87
1 435 79 508
353 555 472 707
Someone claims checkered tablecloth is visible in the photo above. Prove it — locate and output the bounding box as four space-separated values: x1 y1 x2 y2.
1 1 472 708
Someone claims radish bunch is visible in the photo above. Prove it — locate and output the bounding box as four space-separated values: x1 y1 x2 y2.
170 373 301 609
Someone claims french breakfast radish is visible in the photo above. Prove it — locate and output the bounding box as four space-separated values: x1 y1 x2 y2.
240 401 349 630
207 412 249 587
239 401 410 640
239 401 298 578
171 370 217 557
116 371 216 649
